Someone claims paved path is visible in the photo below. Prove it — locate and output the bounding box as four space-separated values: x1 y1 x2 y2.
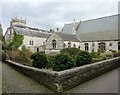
2 62 119 94
2 62 54 93
65 67 119 93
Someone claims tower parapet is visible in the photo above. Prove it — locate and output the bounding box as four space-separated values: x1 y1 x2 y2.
10 17 26 27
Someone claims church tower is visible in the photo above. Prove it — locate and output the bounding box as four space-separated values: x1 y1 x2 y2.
10 17 26 27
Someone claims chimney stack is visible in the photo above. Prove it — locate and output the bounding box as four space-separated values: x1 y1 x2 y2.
73 19 76 34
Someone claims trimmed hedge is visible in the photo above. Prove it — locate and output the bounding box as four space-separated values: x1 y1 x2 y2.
53 53 74 71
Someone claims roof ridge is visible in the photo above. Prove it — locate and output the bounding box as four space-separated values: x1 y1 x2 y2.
81 14 119 23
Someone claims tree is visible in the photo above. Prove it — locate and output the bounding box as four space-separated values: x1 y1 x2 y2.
10 29 24 50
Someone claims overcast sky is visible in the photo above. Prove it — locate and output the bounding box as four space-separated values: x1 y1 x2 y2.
0 0 119 34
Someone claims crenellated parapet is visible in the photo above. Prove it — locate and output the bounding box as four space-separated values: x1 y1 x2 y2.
10 17 26 27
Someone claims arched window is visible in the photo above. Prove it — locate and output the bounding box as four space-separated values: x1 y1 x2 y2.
68 42 71 48
52 39 56 49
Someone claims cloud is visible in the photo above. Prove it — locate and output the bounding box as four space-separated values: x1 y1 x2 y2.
1 1 118 34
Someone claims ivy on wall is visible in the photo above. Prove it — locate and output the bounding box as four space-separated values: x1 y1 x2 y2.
10 29 24 50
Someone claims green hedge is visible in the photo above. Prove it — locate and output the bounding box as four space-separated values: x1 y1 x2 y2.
75 51 92 66
31 52 48 69
53 53 74 71
60 48 81 58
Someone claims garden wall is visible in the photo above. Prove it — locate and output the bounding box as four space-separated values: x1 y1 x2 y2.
6 57 120 93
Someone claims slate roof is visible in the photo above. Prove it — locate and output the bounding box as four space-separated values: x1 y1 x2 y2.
61 22 80 34
55 32 80 42
61 14 119 41
13 26 51 38
78 31 118 42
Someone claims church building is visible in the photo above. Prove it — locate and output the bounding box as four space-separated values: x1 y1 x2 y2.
61 14 120 53
4 14 120 53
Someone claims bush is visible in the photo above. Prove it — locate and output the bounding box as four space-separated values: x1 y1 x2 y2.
7 49 32 66
31 52 48 69
46 55 54 69
60 48 81 58
91 58 102 63
111 50 117 54
91 52 99 58
53 53 74 71
75 51 92 66
104 52 113 59
7 50 20 62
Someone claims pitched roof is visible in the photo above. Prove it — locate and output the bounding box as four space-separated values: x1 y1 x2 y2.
78 31 118 42
55 32 80 42
61 14 119 41
13 26 51 38
77 14 118 34
61 22 80 34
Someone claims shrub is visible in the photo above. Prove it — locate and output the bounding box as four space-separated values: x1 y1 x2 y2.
7 49 32 66
53 53 74 71
104 52 113 59
31 52 48 69
111 50 117 53
7 50 20 62
46 55 54 69
91 58 102 63
91 52 99 58
75 51 92 66
60 48 81 58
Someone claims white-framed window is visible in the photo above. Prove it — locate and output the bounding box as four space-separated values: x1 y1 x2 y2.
98 42 106 52
29 41 34 45
68 42 71 48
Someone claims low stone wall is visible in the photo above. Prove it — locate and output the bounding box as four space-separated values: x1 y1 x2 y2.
6 60 58 92
6 57 120 93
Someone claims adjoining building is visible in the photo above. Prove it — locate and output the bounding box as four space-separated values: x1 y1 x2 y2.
45 32 80 54
61 14 120 52
4 18 52 52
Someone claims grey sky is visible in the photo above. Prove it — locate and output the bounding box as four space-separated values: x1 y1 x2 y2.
1 0 119 34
